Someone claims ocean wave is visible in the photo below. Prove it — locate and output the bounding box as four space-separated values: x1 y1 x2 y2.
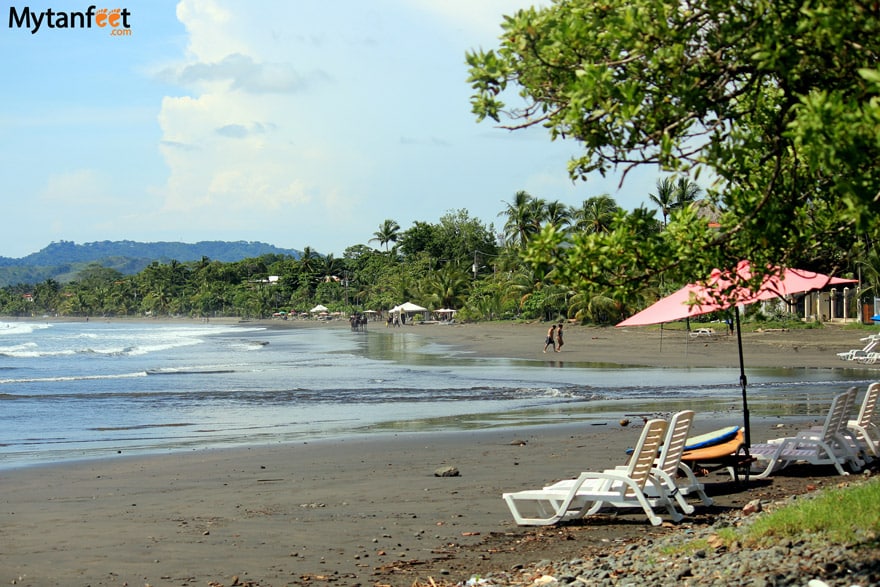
147 367 238 376
0 322 51 336
88 422 196 431
0 371 148 385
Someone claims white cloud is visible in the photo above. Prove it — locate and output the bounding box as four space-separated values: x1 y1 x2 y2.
42 169 113 205
144 0 652 254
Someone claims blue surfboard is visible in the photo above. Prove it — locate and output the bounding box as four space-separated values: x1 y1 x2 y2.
626 424 740 455
684 425 740 450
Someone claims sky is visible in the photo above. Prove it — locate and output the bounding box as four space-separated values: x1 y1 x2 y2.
0 0 659 259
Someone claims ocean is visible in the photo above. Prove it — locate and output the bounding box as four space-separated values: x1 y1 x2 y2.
0 319 872 470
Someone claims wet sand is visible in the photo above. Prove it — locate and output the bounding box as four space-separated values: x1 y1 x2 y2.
398 320 873 370
1 319 876 586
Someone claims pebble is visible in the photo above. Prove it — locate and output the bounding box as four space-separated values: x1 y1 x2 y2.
447 490 879 586
435 466 461 477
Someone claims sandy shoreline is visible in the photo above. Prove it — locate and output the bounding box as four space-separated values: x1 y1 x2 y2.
1 417 821 587
386 319 875 370
1 318 877 586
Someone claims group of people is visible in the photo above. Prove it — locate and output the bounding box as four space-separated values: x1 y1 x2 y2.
542 322 565 353
349 313 368 332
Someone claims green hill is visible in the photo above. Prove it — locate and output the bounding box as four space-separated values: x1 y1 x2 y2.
0 240 303 287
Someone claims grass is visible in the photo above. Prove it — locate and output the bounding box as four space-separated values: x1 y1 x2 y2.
741 477 880 547
409 480 880 587
644 478 880 568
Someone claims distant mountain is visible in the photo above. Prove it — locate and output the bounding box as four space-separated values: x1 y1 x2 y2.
0 240 303 287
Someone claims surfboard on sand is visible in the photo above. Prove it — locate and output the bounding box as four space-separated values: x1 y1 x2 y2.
684 425 740 451
682 429 745 462
626 425 741 455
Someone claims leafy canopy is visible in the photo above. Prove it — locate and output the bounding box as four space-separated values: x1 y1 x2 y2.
467 0 880 297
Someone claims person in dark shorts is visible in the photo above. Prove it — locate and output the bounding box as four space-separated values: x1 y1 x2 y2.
543 324 557 353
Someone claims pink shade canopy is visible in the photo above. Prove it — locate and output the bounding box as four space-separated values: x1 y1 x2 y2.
617 261 857 327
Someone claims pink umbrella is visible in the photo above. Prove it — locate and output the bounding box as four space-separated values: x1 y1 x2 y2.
616 261 857 447
618 261 856 327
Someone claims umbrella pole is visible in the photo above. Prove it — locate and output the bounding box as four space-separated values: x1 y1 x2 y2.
734 307 750 448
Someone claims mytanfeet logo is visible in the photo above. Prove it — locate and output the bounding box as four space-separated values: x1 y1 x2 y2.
8 5 132 35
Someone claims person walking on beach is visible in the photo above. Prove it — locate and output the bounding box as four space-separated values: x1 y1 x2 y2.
555 322 564 352
543 324 557 353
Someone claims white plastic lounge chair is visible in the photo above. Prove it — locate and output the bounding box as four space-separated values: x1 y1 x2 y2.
803 386 870 466
503 419 680 526
750 388 863 478
652 411 713 508
545 411 712 515
837 334 880 361
856 352 880 365
847 382 880 457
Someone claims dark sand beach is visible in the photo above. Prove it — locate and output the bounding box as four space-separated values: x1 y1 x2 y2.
1 320 877 586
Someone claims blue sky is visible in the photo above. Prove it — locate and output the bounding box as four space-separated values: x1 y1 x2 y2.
1 1 658 259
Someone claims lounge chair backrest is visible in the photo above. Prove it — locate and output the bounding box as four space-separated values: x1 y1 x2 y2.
624 419 667 495
855 383 880 428
821 387 857 443
656 410 695 478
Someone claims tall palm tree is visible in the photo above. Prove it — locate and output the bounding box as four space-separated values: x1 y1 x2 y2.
543 200 572 230
421 265 470 309
499 190 544 248
859 246 880 298
370 219 401 251
298 246 319 274
625 205 662 238
574 195 619 234
649 177 677 228
321 254 343 281
673 178 702 210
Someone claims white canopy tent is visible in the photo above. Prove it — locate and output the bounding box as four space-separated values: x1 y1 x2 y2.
389 301 429 323
392 301 428 313
309 304 329 313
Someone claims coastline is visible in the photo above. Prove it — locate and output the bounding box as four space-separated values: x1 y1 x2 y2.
370 319 875 370
7 313 874 370
0 416 835 587
2 317 876 585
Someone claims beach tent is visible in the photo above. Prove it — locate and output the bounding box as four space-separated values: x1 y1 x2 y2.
617 261 857 448
309 304 329 313
389 301 429 323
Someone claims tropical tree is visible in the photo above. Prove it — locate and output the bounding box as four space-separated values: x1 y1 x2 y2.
673 178 702 211
573 195 619 234
567 289 622 325
421 265 471 310
32 279 61 315
467 0 880 297
858 246 880 299
370 219 401 251
648 177 677 228
543 200 572 230
499 190 544 248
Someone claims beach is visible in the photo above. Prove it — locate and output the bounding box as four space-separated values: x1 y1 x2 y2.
1 320 876 586
395 320 870 370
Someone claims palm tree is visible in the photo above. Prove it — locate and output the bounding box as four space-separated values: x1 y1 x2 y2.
859 246 880 298
370 219 401 251
573 195 619 234
543 200 572 230
320 253 343 281
673 178 702 210
624 205 662 238
421 265 470 309
298 246 319 274
567 289 622 324
499 190 544 248
649 177 677 228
